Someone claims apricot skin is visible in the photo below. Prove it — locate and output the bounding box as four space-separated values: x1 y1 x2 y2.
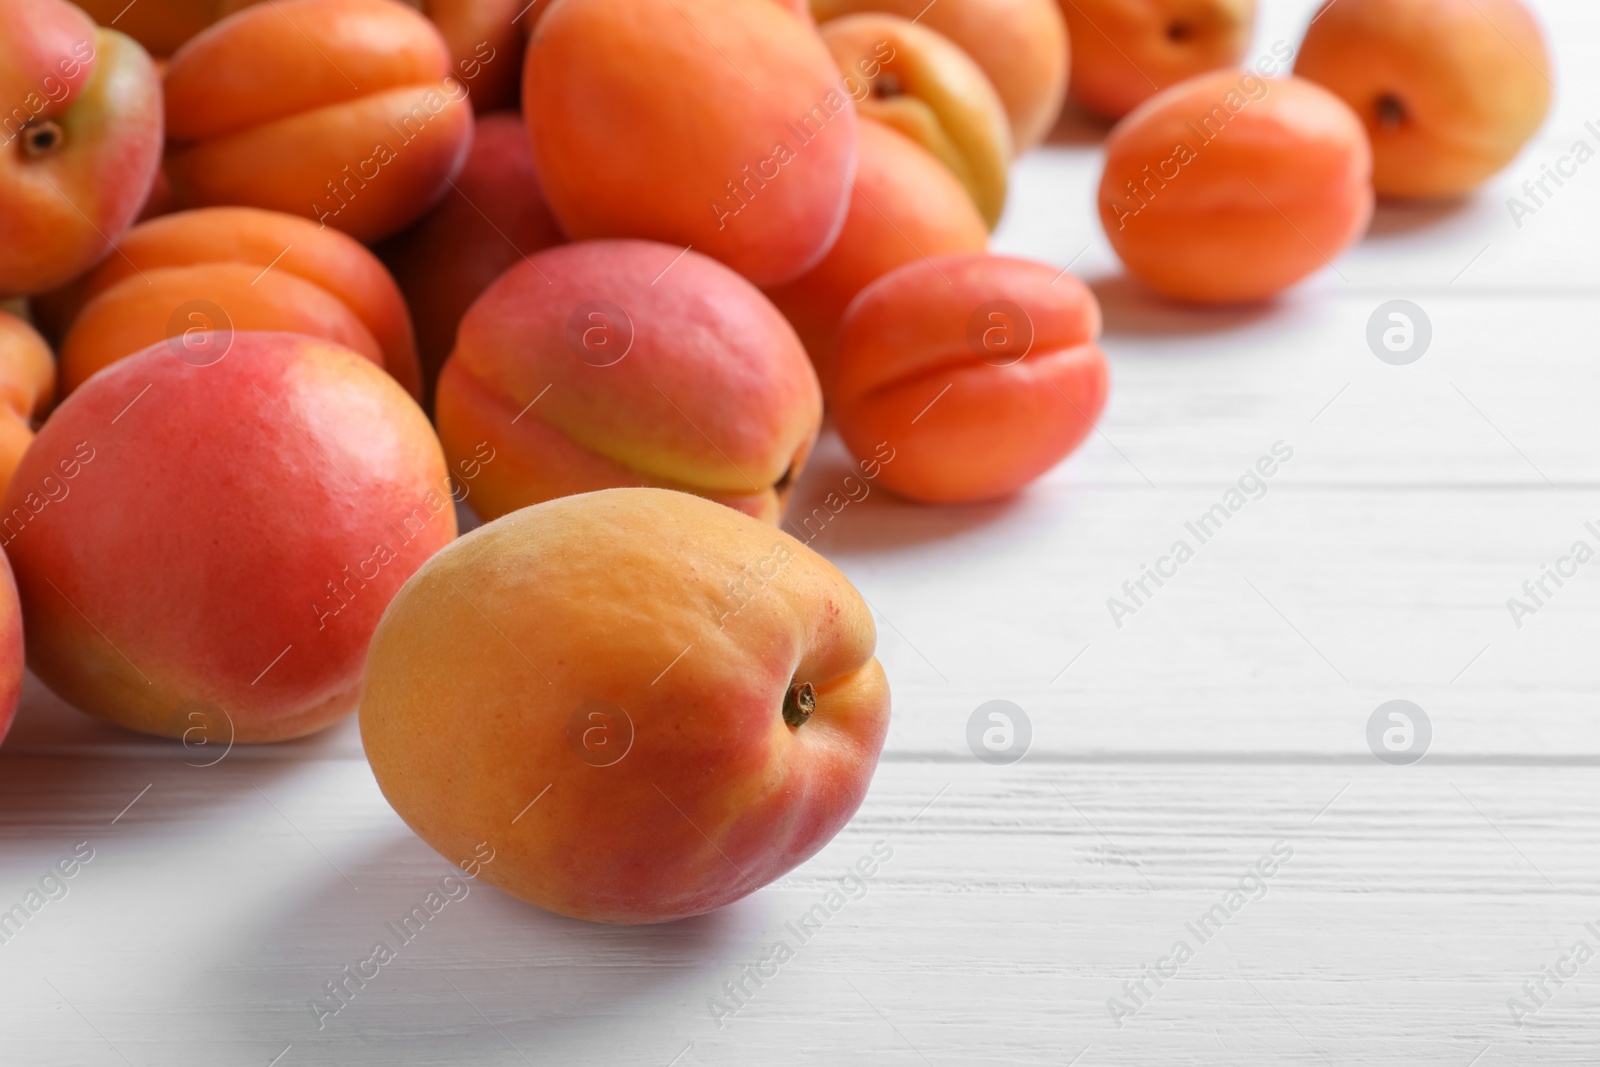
68 0 230 57
1295 0 1551 199
47 207 421 397
436 240 822 524
3 332 455 743
831 254 1109 504
60 264 386 396
360 487 891 925
163 0 473 242
811 0 1067 154
820 14 1011 229
523 0 856 288
1059 0 1256 120
0 21 163 297
0 547 19 746
765 119 988 391
1098 72 1374 304
378 112 564 411
0 310 55 499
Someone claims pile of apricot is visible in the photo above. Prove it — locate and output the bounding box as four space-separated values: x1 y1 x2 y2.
0 0 1552 923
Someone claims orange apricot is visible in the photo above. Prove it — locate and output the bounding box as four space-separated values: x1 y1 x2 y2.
1295 0 1551 199
0 5 163 297
60 265 386 396
163 0 473 242
435 240 822 524
68 0 231 57
44 207 421 397
1098 70 1373 304
820 13 1011 228
523 0 855 287
812 0 1067 154
1059 0 1255 120
765 118 988 391
411 0 531 113
831 254 1109 504
0 309 56 498
360 487 890 924
378 112 564 411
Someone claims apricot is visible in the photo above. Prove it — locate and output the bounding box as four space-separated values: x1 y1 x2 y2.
0 2 163 297
812 0 1067 154
361 487 891 924
830 254 1108 504
378 112 563 411
1295 0 1551 199
44 207 421 397
60 265 389 397
1098 71 1373 304
163 0 474 242
0 310 56 498
411 0 530 113
3 331 455 742
0 546 19 747
68 0 230 57
820 14 1010 228
1059 0 1256 120
523 0 854 287
436 240 822 524
765 118 988 390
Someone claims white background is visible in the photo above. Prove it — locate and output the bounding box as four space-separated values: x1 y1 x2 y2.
3 0 1598 1062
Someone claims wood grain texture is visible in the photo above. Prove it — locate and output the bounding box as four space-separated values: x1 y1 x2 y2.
2 0 1597 1063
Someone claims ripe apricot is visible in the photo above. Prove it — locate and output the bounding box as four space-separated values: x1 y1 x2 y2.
0 3 163 297
1098 71 1373 304
361 487 891 924
523 0 855 287
68 0 230 57
45 207 420 397
378 112 564 411
44 207 420 397
831 254 1109 504
812 0 1067 154
1295 0 1551 199
820 13 1010 228
163 0 473 242
0 310 56 498
1059 0 1255 120
436 240 822 523
765 118 988 390
411 0 529 113
60 265 388 396
0 545 19 746
4 331 455 742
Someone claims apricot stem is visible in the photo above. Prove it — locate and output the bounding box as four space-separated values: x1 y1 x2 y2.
21 120 64 159
783 681 816 728
1376 94 1407 129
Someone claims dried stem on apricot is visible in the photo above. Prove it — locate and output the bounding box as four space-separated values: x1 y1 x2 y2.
21 120 64 159
1376 93 1407 129
783 681 816 728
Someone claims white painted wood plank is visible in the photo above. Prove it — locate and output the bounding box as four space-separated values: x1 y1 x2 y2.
2 758 1597 1065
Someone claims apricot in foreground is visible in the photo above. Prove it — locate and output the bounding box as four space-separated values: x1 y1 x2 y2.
360 487 891 924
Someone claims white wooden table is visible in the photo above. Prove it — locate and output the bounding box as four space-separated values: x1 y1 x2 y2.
4 2 1598 1062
